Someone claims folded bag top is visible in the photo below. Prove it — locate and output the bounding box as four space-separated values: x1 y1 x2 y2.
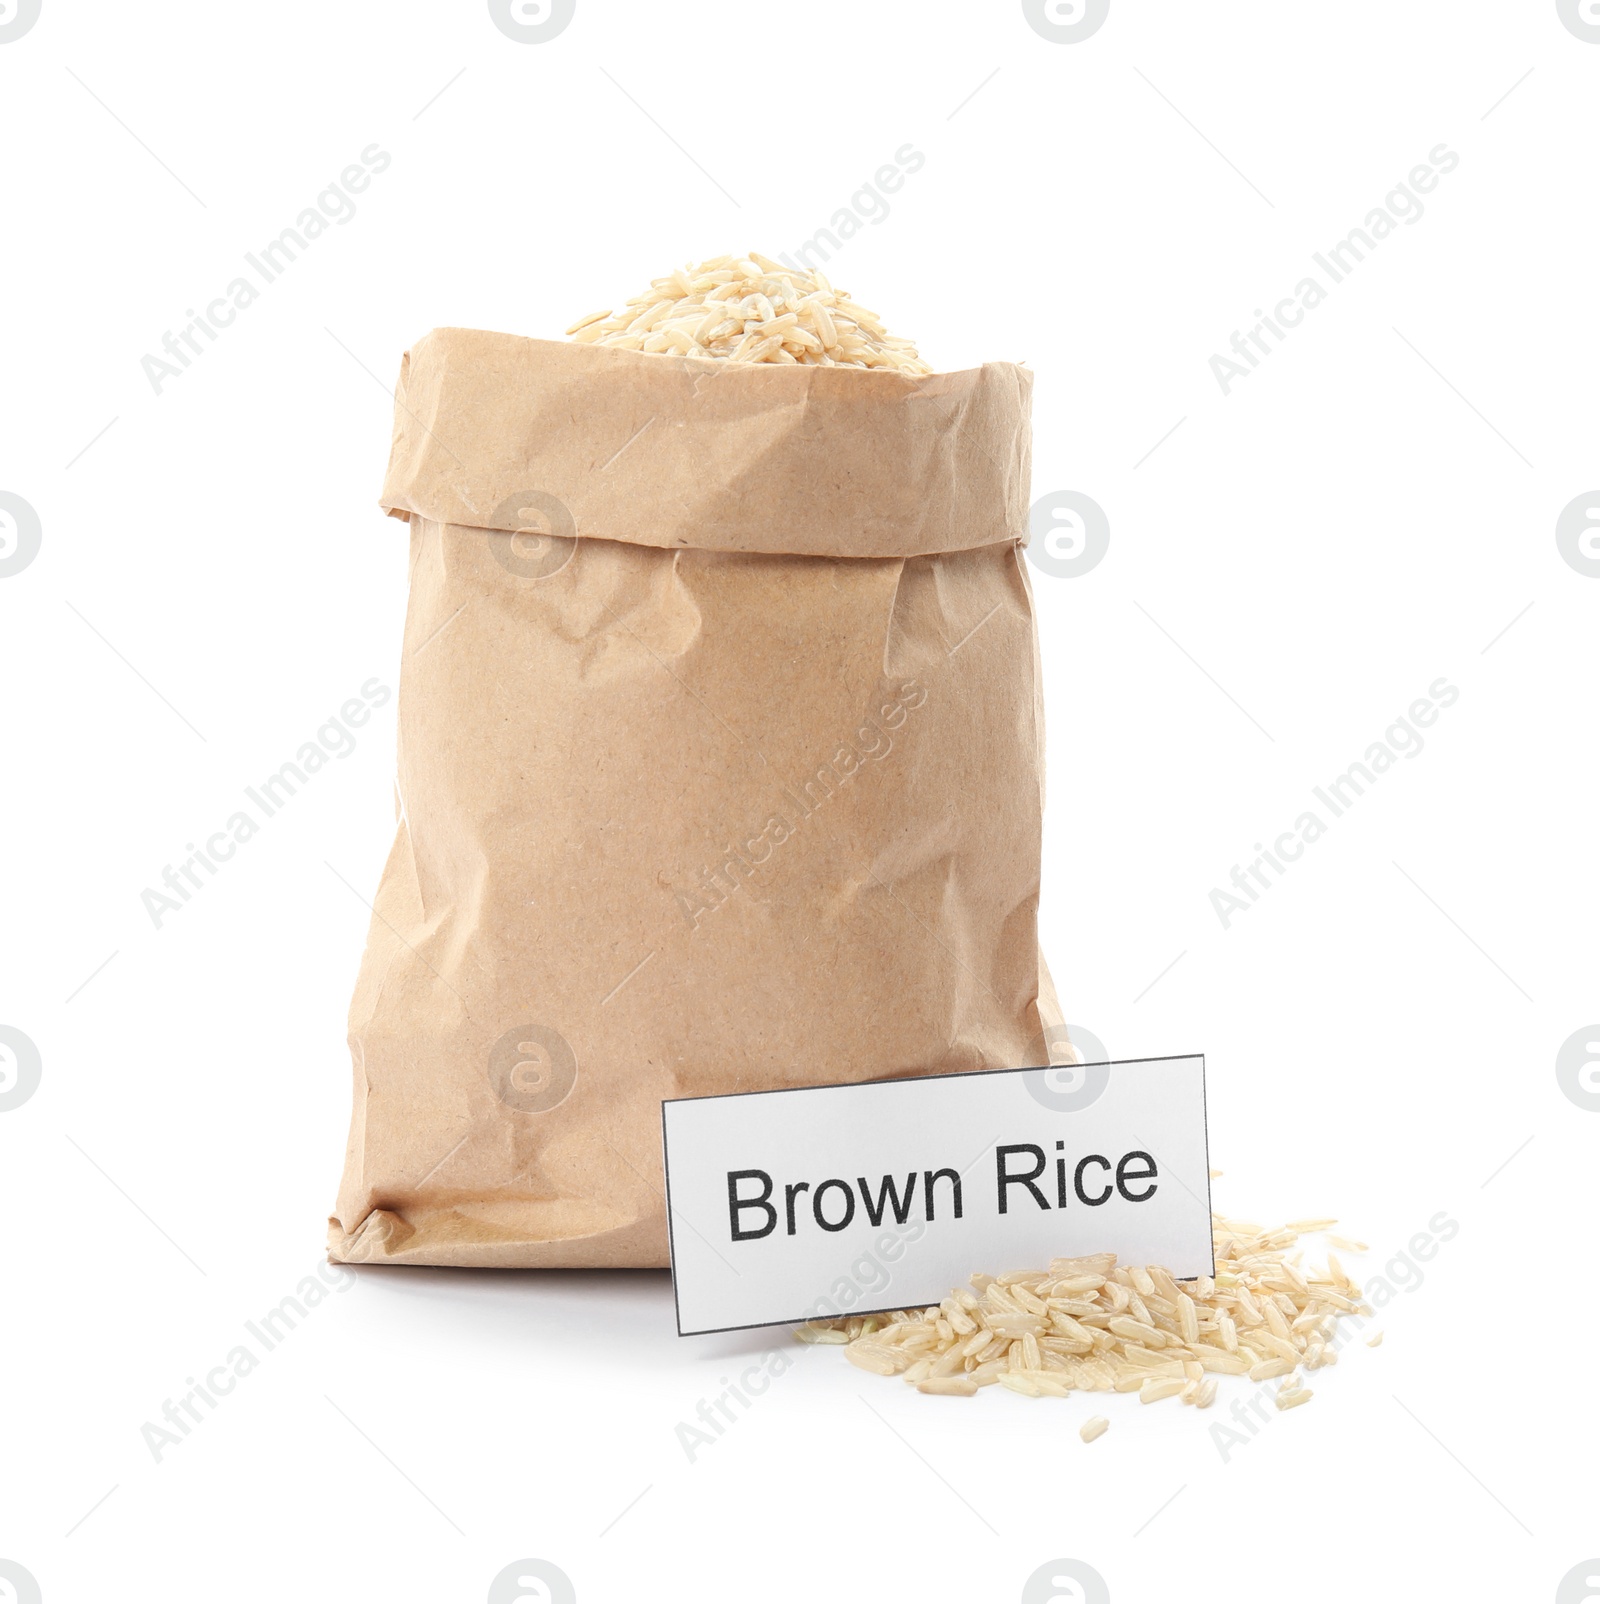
379 328 1033 558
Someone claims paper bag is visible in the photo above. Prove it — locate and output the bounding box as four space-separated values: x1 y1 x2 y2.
329 328 1060 1268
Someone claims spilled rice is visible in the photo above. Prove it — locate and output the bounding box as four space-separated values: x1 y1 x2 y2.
797 1213 1373 1427
567 253 930 373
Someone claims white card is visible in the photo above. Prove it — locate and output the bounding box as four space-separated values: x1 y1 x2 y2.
661 1055 1213 1335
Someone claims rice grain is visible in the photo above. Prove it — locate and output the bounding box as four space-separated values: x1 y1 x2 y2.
802 1208 1372 1428
570 254 930 374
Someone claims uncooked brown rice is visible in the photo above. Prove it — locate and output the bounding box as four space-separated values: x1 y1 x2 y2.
567 253 930 374
796 1212 1374 1431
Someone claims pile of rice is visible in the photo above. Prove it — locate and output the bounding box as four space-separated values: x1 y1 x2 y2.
566 252 931 373
797 1213 1377 1434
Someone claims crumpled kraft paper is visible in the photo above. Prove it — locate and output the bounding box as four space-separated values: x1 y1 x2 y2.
329 329 1062 1268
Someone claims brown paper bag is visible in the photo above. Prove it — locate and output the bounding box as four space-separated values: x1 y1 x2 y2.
328 328 1060 1268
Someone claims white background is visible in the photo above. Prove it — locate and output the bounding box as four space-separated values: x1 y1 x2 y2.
2 3 1595 1601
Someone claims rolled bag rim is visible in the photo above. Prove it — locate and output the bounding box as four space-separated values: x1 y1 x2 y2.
377 327 1034 559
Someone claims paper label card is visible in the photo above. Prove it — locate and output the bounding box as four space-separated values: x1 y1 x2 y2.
662 1055 1213 1336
